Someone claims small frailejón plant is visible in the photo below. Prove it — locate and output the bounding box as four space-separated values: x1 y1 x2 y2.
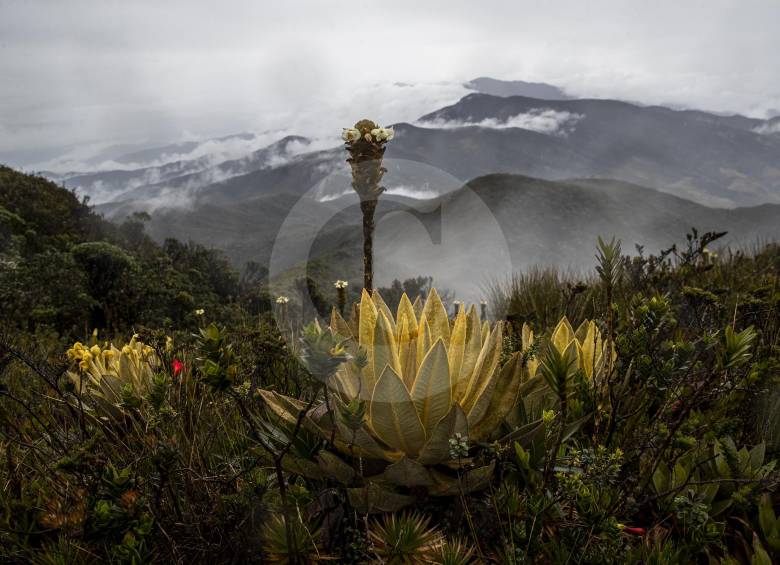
342 119 393 291
66 335 159 422
259 288 529 511
546 316 614 383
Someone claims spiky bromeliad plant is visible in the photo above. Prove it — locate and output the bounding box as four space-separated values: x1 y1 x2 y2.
342 119 393 291
260 288 530 511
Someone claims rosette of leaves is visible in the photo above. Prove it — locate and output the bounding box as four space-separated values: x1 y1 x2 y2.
259 288 535 511
545 316 615 382
66 335 158 422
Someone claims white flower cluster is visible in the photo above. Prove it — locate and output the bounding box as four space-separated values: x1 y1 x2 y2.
341 128 361 142
370 127 394 142
194 308 205 316
341 126 394 143
334 280 349 289
276 295 289 305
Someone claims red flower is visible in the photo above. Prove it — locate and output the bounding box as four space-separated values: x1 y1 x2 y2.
172 359 184 378
623 526 646 536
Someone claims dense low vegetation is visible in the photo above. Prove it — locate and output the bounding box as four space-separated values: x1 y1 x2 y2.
1 167 779 563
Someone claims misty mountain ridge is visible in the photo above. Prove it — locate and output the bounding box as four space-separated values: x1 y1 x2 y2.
17 75 778 285
34 77 780 217
417 93 780 207
127 171 780 302
464 77 572 100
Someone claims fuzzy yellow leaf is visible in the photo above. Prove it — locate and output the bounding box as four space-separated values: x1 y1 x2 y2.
331 396 401 460
396 293 418 337
448 308 467 382
381 457 434 487
579 322 598 380
412 295 423 318
575 319 591 343
359 289 377 347
522 323 534 349
463 322 503 412
552 316 575 353
481 320 491 346
330 307 353 339
417 404 467 465
416 316 432 371
468 352 523 441
332 364 361 402
422 288 451 345
397 316 417 389
370 366 426 456
455 306 483 399
372 291 395 334
373 311 401 383
411 339 453 434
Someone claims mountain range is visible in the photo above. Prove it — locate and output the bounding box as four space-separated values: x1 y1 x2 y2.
16 77 780 294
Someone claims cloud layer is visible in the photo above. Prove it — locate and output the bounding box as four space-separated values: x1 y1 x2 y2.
418 109 584 136
2 0 780 164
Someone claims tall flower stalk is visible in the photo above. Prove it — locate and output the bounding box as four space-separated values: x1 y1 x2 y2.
334 279 348 316
342 120 394 291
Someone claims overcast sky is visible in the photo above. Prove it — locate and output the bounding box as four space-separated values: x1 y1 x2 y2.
2 0 779 164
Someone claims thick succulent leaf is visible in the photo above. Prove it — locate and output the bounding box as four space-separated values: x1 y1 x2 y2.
258 389 305 426
370 365 426 456
574 319 591 342
328 397 401 461
455 306 483 399
396 293 419 336
347 484 415 513
258 390 324 437
331 366 361 403
468 352 524 441
521 323 534 350
578 322 599 380
552 316 575 353
412 295 423 317
358 289 377 350
330 307 353 339
372 291 395 334
396 316 417 389
481 321 490 346
373 311 401 382
334 420 400 461
348 302 360 337
99 374 124 404
417 404 467 465
422 288 451 345
317 451 355 484
416 316 433 372
429 460 495 496
463 323 503 409
380 457 434 487
448 308 467 381
411 339 453 434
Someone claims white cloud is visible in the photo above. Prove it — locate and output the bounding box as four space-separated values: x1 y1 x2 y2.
33 131 290 173
753 120 780 135
317 184 441 203
2 0 780 162
385 185 440 200
418 109 584 136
